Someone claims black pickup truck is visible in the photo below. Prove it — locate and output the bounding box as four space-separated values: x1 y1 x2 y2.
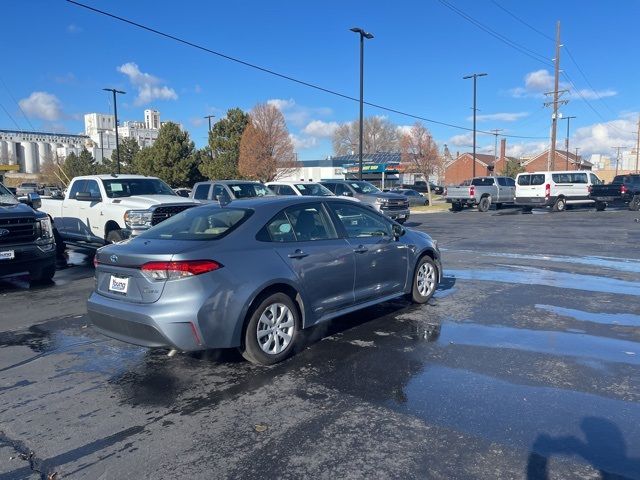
590 174 640 211
0 183 57 282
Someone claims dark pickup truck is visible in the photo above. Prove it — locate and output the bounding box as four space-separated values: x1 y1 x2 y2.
590 174 640 211
0 183 57 282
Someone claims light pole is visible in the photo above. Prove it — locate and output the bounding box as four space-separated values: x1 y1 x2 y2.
204 115 215 160
103 88 125 174
463 73 487 178
560 115 576 170
351 27 374 180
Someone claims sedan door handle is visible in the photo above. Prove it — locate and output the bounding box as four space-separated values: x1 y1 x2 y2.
288 249 309 259
353 246 369 254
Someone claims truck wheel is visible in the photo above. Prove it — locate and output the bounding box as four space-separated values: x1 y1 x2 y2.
451 203 462 212
629 195 640 211
478 196 491 212
552 197 566 212
53 227 66 257
595 201 607 211
521 206 532 213
31 264 55 284
106 229 125 243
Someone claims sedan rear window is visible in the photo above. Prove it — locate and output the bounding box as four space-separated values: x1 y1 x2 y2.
228 183 273 199
138 207 252 241
294 183 333 196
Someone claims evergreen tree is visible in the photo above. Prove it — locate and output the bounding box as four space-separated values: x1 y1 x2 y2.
199 108 249 179
62 149 96 178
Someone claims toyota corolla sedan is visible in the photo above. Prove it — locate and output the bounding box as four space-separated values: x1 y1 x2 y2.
88 196 441 365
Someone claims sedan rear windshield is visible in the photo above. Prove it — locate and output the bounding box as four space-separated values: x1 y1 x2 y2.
102 179 176 198
138 207 252 241
294 183 333 196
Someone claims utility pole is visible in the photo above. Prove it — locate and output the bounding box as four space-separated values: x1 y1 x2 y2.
635 115 640 173
612 146 627 176
103 88 125 174
490 129 503 168
574 148 580 168
99 131 104 163
543 21 568 171
560 115 576 170
204 115 215 160
463 72 488 178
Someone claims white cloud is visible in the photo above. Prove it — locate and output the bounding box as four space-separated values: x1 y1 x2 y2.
19 92 63 121
470 112 530 123
572 115 637 156
397 125 413 136
290 133 318 150
303 120 339 138
448 132 474 147
117 62 177 106
268 98 296 111
511 69 617 101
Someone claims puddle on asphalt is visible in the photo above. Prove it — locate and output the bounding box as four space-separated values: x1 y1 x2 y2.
447 265 640 296
437 322 640 365
536 305 640 327
443 249 640 274
391 365 640 478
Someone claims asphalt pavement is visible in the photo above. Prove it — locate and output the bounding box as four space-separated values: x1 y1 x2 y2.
1 206 640 479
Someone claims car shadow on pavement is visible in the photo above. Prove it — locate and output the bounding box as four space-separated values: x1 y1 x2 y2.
526 417 640 480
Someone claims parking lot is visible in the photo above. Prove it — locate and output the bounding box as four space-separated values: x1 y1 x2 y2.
1 207 640 479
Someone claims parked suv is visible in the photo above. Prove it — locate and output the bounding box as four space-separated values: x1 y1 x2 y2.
191 180 273 203
515 170 602 212
320 180 410 223
0 183 56 282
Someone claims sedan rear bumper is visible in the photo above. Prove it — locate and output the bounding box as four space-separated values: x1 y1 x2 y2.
87 292 204 351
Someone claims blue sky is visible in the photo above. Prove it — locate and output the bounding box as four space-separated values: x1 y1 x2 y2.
1 0 638 160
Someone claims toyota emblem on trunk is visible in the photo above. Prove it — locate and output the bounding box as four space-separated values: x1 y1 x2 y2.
110 255 118 263
0 229 9 237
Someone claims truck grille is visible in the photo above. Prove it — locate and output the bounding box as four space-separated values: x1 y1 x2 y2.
150 204 195 226
0 217 37 244
381 200 409 211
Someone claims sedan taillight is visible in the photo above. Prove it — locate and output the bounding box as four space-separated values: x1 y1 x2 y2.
141 260 222 280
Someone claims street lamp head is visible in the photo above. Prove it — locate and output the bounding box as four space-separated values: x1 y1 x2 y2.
350 27 373 39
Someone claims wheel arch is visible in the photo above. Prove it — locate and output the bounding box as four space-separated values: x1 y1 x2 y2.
104 220 121 238
238 281 307 348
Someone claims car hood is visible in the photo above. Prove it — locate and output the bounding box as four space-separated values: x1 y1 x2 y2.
360 191 407 200
108 195 196 209
0 202 43 218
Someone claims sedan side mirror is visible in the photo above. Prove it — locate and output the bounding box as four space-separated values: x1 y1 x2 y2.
24 192 41 209
392 223 405 239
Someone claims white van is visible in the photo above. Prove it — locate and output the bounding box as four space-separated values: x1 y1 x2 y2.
515 170 603 212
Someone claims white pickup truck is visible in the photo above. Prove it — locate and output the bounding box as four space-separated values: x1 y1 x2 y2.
39 175 196 245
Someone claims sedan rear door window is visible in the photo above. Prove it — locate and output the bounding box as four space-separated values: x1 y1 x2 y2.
329 203 392 238
259 204 337 242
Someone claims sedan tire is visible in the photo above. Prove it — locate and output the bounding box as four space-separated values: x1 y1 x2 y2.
240 293 300 365
410 256 438 304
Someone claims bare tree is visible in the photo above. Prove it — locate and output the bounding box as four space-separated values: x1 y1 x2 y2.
238 103 300 182
332 116 399 156
400 122 441 205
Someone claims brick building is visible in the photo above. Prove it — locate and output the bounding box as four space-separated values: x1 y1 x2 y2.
522 149 592 172
444 139 515 185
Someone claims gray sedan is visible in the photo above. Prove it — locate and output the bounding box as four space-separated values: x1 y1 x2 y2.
88 196 441 365
394 188 429 206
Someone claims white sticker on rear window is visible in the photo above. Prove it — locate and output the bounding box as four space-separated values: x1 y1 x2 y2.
296 185 306 190
351 183 360 188
231 186 241 191
110 183 124 192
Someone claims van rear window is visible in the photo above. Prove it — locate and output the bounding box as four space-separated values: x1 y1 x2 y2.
517 174 545 186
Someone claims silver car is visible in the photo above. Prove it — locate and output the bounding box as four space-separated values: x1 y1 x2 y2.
88 196 441 365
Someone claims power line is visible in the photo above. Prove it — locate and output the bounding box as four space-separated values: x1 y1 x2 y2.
0 101 21 130
0 77 36 131
436 0 552 66
66 0 547 140
490 1 554 42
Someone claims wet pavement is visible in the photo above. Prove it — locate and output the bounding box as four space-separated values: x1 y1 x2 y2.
1 207 640 479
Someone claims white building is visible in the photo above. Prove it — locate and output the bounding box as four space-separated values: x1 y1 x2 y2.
0 129 90 174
